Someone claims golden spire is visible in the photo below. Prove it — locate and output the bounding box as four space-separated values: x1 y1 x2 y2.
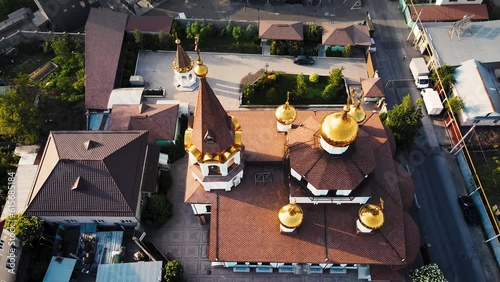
172 34 194 73
275 92 297 125
278 203 304 229
358 198 385 230
193 36 208 78
348 89 366 123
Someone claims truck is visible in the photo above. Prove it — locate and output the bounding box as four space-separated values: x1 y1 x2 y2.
421 88 443 116
409 57 430 89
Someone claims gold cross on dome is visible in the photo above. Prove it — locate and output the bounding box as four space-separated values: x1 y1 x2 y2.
194 36 201 60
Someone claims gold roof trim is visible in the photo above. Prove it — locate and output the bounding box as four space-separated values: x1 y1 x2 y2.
319 107 359 148
275 92 297 125
358 198 385 230
278 203 304 229
184 116 242 164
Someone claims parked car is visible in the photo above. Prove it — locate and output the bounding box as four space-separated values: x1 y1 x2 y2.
369 38 376 53
294 55 314 65
458 195 479 226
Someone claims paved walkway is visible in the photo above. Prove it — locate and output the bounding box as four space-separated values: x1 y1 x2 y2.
135 51 368 111
144 158 360 281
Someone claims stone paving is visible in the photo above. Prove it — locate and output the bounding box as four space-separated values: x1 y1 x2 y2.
145 158 361 281
135 51 368 111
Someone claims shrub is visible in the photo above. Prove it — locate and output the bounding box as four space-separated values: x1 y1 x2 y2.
5 214 43 248
265 74 277 85
343 44 352 57
445 96 464 114
410 263 446 282
232 26 242 44
245 24 257 39
141 194 173 228
270 41 278 55
328 68 344 89
164 260 184 282
265 87 279 104
309 72 319 83
242 84 255 102
296 73 307 97
158 170 172 195
322 84 335 100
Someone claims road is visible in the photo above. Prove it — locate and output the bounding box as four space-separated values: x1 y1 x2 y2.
369 1 499 282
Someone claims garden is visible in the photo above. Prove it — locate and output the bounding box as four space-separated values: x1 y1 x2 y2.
241 68 348 105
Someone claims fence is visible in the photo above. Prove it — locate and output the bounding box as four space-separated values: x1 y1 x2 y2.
0 30 84 51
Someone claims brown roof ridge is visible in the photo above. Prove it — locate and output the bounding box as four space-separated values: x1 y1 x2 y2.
190 78 235 154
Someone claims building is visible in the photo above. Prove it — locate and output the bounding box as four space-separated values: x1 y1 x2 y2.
452 59 500 126
182 49 419 280
321 22 371 53
23 131 158 227
34 0 93 31
172 38 198 91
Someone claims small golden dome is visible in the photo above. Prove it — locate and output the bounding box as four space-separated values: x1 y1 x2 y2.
194 59 208 78
275 93 297 125
279 203 304 229
358 198 385 230
175 38 181 45
348 101 366 123
320 108 359 147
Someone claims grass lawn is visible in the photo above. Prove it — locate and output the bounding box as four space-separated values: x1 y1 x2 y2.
245 73 347 105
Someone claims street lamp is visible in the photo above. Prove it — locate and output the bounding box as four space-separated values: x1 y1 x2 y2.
265 63 269 74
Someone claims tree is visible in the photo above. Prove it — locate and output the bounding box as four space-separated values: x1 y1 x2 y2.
133 29 143 47
232 26 242 44
141 194 173 228
157 31 169 49
5 214 43 249
430 65 455 94
410 263 447 282
164 260 184 282
245 24 257 39
270 40 278 55
384 95 423 150
305 24 322 43
0 76 43 144
445 96 464 114
343 44 352 57
480 145 500 200
295 73 307 97
322 84 335 100
328 68 344 90
309 72 319 83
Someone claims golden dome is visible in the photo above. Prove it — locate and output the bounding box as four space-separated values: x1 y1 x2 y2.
194 59 208 78
175 38 181 45
320 108 359 147
279 203 304 229
358 198 385 230
348 101 366 123
275 93 297 125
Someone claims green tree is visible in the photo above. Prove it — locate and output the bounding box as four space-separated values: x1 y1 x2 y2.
430 65 455 94
270 41 278 55
410 263 447 282
245 23 257 39
445 96 464 114
328 68 344 89
295 73 307 97
232 26 242 44
322 84 335 100
384 95 423 150
133 29 143 47
343 44 352 57
157 31 169 49
309 72 319 83
5 214 43 249
141 194 173 228
480 145 500 200
164 260 184 282
305 24 322 43
0 76 42 144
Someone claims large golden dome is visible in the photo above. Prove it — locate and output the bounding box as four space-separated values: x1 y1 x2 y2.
279 203 304 229
194 59 208 78
348 101 366 123
320 108 359 147
275 93 297 125
358 198 385 230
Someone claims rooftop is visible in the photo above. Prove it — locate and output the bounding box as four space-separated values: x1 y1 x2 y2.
322 23 371 46
125 15 173 33
259 20 303 41
423 20 500 67
409 4 488 22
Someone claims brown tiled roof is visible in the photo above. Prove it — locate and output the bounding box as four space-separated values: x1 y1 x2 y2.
141 145 161 193
108 104 179 144
191 78 235 154
174 42 193 72
322 23 370 46
126 15 173 33
85 8 128 110
25 131 149 217
361 77 385 98
404 212 421 264
288 112 381 191
259 20 303 41
370 265 405 281
409 4 489 22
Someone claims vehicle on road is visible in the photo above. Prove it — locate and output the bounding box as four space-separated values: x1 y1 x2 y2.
458 196 479 226
369 38 376 53
420 88 444 116
409 57 430 89
293 55 314 65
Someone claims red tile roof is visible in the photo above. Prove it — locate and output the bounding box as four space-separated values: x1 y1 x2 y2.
85 8 128 110
409 4 489 22
174 41 193 72
322 23 370 46
259 20 303 41
126 15 173 33
190 78 235 154
108 104 179 144
361 77 385 98
25 131 150 217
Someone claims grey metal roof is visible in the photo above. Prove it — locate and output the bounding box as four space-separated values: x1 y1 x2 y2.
25 131 149 217
424 20 500 67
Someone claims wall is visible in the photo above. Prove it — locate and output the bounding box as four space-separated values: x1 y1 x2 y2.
436 0 483 4
0 30 84 51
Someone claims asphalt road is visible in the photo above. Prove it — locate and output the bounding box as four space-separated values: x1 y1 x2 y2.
370 1 498 282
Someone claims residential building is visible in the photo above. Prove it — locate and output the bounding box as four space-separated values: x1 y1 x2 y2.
321 22 371 52
34 0 94 31
23 131 158 227
182 49 419 280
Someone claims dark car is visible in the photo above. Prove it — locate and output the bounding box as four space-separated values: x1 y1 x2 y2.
458 195 479 226
294 55 314 65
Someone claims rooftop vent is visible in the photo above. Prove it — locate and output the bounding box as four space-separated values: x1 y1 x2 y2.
71 176 82 190
84 140 96 150
204 130 215 144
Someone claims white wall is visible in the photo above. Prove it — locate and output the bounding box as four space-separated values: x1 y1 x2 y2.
436 0 482 5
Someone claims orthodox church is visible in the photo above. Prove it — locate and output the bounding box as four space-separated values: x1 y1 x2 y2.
178 41 420 280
